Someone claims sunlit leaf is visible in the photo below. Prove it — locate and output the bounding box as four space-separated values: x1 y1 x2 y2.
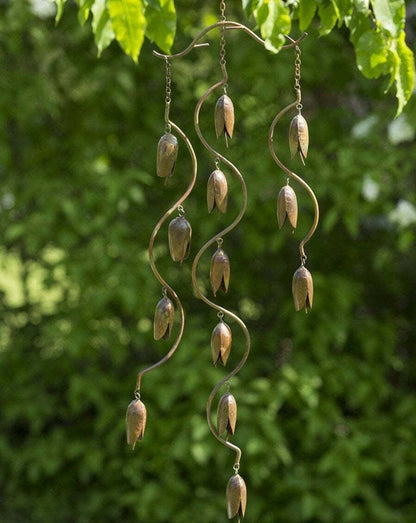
392 32 415 115
299 0 316 31
370 0 399 37
253 0 291 53
55 0 66 24
353 0 369 13
318 1 338 36
77 0 94 26
145 0 176 54
355 30 388 78
108 0 146 62
92 0 115 56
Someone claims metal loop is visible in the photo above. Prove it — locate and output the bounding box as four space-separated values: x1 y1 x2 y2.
301 254 307 266
233 463 240 474
134 390 141 400
162 286 168 296
217 311 224 320
178 205 185 216
225 380 231 392
216 237 223 247
215 157 221 169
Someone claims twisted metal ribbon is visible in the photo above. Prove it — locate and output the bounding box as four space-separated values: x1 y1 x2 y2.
268 38 319 266
135 120 197 396
151 17 308 479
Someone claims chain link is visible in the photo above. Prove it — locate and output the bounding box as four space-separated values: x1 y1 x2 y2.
165 57 172 133
294 46 302 109
219 0 228 92
219 0 226 21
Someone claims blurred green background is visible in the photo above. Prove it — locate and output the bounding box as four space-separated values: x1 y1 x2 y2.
1 0 416 521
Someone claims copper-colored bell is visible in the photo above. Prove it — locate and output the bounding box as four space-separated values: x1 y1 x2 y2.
292 266 313 312
157 133 178 178
126 399 147 449
226 473 247 519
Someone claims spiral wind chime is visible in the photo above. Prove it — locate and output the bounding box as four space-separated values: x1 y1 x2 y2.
126 1 319 520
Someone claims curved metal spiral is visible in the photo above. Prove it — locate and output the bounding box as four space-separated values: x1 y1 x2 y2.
192 79 250 468
135 120 197 395
150 18 309 470
268 95 319 262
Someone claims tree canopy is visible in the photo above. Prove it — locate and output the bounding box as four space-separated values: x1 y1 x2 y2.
55 0 415 114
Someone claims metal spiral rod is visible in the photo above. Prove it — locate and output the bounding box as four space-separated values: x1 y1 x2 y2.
150 22 309 517
135 120 197 395
268 39 319 264
192 78 250 468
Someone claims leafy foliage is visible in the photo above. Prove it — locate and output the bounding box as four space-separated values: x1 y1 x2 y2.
1 0 416 522
55 0 414 113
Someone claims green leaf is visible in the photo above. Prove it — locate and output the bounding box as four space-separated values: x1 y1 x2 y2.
77 0 94 26
389 0 406 33
145 0 176 54
392 32 415 115
92 0 115 57
254 0 291 53
333 0 353 21
356 30 388 78
108 0 146 62
242 0 261 17
353 0 370 14
347 10 371 46
299 0 316 31
318 1 338 36
370 0 399 37
55 0 67 24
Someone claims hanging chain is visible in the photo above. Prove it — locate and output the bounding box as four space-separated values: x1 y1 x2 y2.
294 46 302 111
164 57 172 133
219 0 228 92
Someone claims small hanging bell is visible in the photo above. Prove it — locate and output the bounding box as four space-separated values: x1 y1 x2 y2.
215 94 235 146
157 133 178 178
168 216 192 263
210 247 230 296
289 113 309 164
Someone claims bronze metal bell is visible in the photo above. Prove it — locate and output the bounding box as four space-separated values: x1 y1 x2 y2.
217 391 237 436
154 295 175 340
289 113 309 165
211 320 232 366
292 266 313 312
207 169 228 214
215 94 235 146
157 133 178 178
277 184 298 230
126 399 147 449
168 216 192 263
226 473 247 520
210 247 230 296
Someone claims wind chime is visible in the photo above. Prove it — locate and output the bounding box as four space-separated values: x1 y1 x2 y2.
126 1 319 520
